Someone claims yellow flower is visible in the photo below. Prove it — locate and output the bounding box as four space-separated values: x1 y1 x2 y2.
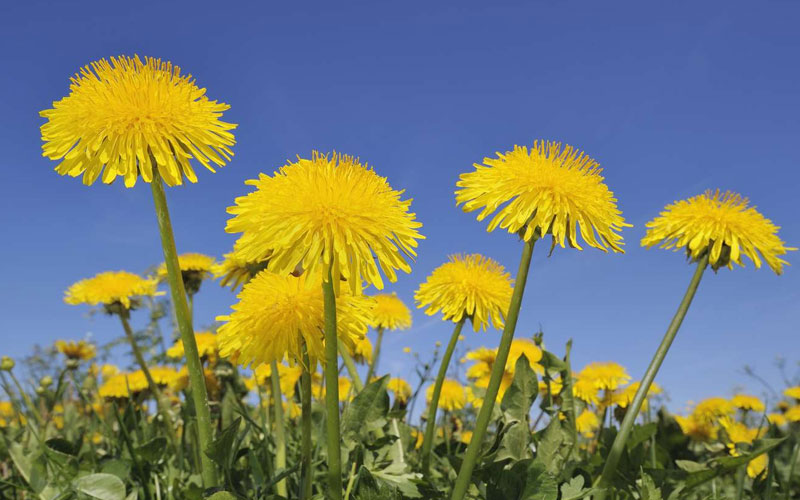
674 414 717 442
55 340 96 361
352 335 373 364
692 397 735 426
785 406 800 422
313 377 353 402
415 254 513 332
226 151 424 294
576 409 600 437
100 364 119 380
387 377 412 403
40 55 236 187
730 394 765 413
573 377 600 406
65 271 162 309
642 190 795 274
403 347 412 354
538 377 563 397
214 245 270 291
167 332 217 360
784 386 800 400
460 430 473 444
216 270 373 367
0 402 16 428
456 141 629 252
575 362 631 403
720 417 762 451
747 453 768 479
98 372 149 398
427 379 466 411
612 382 662 411
767 413 788 427
370 293 412 331
466 386 483 408
465 339 543 400
157 253 217 294
251 363 304 397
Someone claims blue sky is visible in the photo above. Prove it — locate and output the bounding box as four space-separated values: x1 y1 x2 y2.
1 1 798 412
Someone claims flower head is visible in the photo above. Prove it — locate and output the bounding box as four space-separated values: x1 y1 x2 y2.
576 409 600 437
784 386 800 400
98 372 149 398
456 141 629 252
388 377 412 403
352 335 373 364
427 379 466 411
40 55 236 187
55 340 96 361
576 362 631 393
415 254 513 332
226 152 424 293
465 339 543 400
731 394 765 413
157 253 217 294
369 293 412 331
612 382 662 411
65 271 162 310
214 243 270 291
642 190 794 274
216 270 374 368
167 332 217 360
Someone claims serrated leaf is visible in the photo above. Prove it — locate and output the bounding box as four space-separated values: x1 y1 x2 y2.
370 462 423 498
73 473 126 500
533 418 566 475
638 472 662 500
501 355 539 420
626 423 657 451
342 376 389 439
206 492 240 500
519 462 558 500
205 417 241 468
134 436 167 463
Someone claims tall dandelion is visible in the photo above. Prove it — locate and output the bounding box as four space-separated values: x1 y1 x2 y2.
415 253 513 473
595 189 794 499
41 55 236 488
450 141 629 499
225 151 423 499
365 293 412 381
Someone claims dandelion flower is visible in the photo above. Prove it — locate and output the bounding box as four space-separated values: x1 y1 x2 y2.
388 377 412 403
40 55 236 187
767 413 787 427
167 332 217 360
370 293 412 331
642 190 794 273
214 244 270 291
456 141 629 252
786 406 800 422
55 340 96 361
65 271 162 310
415 254 513 332
226 152 424 293
403 347 412 354
730 394 765 413
576 409 600 437
784 386 800 400
691 397 735 426
157 252 217 294
465 339 543 400
674 414 717 442
577 362 631 392
352 335 373 364
427 379 466 411
612 382 661 411
98 372 150 398
747 454 768 478
216 270 373 368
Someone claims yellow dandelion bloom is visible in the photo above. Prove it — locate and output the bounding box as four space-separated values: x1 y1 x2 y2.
456 141 629 251
171 366 220 397
55 340 96 361
148 366 181 387
98 372 149 398
747 453 768 479
65 271 162 309
216 270 373 367
214 245 270 291
388 377 412 403
538 377 563 397
403 347 412 354
370 293 412 331
466 386 484 408
100 364 119 380
460 430 473 444
427 379 466 411
352 335 373 364
576 362 631 392
784 386 800 400
674 414 717 442
466 339 543 400
415 254 513 332
251 363 304 397
720 417 762 451
167 332 217 360
0 402 17 428
157 252 216 284
612 382 662 411
642 190 794 274
40 55 236 187
226 152 424 293
576 409 600 437
692 397 735 426
785 406 800 422
767 413 788 427
730 394 765 413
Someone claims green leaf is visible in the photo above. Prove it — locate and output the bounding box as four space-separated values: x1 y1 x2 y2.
206 492 240 500
500 355 539 420
370 462 423 498
560 476 588 500
205 417 241 468
100 458 132 481
7 442 32 484
626 423 657 451
711 437 785 470
519 462 558 500
675 460 707 473
73 473 126 500
134 436 167 463
538 350 567 372
342 375 390 439
638 472 663 500
533 418 567 476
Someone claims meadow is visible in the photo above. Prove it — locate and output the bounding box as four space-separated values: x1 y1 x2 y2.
0 54 797 500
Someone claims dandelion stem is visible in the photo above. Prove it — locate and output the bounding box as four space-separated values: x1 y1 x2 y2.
149 167 218 488
366 327 385 382
451 237 536 500
421 317 466 475
300 346 313 500
786 442 799 500
322 271 343 500
270 360 288 498
338 345 364 392
594 254 708 499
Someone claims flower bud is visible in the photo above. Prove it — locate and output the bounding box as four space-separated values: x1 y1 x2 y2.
0 356 14 371
40 376 53 388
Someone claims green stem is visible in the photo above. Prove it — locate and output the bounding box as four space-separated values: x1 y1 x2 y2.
785 442 799 500
366 328 385 382
421 318 466 474
338 345 364 392
594 255 708 499
322 271 343 500
451 237 536 500
270 361 288 498
149 168 218 488
735 464 746 500
300 348 313 500
7 371 42 426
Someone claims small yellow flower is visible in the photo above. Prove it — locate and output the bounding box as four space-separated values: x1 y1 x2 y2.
784 386 800 400
576 409 600 437
642 190 795 273
226 152 424 294
785 406 800 422
403 347 412 354
427 379 466 411
370 293 412 331
214 245 270 291
387 377 412 403
460 430 473 444
55 340 96 361
465 339 543 400
98 372 149 398
692 397 735 426
157 253 216 281
100 364 119 380
167 332 217 360
747 453 768 479
456 141 629 251
730 394 765 413
612 382 662 411
674 414 717 442
767 413 788 427
40 55 236 187
415 254 513 332
352 335 373 364
65 271 162 309
251 363 304 398
576 362 631 394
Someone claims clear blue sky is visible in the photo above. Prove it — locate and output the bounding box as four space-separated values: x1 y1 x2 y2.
1 1 798 412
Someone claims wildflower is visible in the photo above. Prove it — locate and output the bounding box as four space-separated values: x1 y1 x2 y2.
40 55 236 187
785 406 800 422
1 357 14 371
226 152 424 293
64 271 161 310
642 190 795 273
747 454 768 479
456 141 629 251
674 414 717 442
460 430 473 444
692 397 735 426
426 379 466 411
577 362 631 392
100 365 119 380
216 270 373 367
612 382 662 411
784 386 800 400
415 254 513 332
466 339 543 399
388 378 412 404
157 253 217 295
352 336 373 364
167 332 217 360
403 347 412 354
369 293 412 331
98 372 149 398
55 340 96 361
576 409 600 437
767 413 787 427
214 246 270 291
731 394 765 413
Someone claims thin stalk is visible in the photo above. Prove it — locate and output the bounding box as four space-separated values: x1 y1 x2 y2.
450 237 536 500
338 345 364 392
322 272 343 500
270 361 288 498
786 442 799 500
594 255 708 499
6 371 42 426
149 167 218 488
421 318 466 474
366 327 385 382
300 348 313 500
735 465 746 500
